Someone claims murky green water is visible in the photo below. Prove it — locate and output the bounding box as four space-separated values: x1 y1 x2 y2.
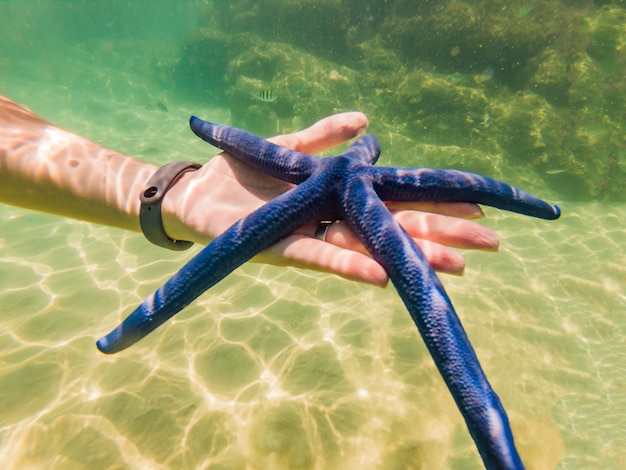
1 1 625 469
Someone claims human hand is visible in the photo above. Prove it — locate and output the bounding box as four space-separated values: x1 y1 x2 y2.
162 112 499 286
0 96 497 286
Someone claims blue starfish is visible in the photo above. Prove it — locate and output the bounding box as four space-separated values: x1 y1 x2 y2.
97 116 560 469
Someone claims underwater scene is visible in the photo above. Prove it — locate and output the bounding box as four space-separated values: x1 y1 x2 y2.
0 0 625 468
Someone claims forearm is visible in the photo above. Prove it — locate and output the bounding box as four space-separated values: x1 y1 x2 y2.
0 95 156 232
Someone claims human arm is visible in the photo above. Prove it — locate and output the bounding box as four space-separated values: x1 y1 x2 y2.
0 94 499 285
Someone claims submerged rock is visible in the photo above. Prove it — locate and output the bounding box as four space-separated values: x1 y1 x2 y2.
168 0 624 200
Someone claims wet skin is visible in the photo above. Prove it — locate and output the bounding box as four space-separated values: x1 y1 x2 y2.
98 116 560 469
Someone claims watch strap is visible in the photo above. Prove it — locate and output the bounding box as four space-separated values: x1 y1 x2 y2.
139 161 201 250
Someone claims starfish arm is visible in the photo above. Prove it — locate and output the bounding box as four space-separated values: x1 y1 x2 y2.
190 116 319 184
372 167 560 220
97 180 329 354
342 180 524 469
341 134 382 164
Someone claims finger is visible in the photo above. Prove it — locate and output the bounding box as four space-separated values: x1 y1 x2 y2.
253 234 391 286
279 228 468 279
392 211 500 251
317 222 470 275
385 201 485 219
416 240 467 275
304 212 498 255
269 112 369 154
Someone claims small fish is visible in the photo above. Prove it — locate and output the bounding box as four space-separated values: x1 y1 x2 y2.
155 100 168 112
77 42 94 54
294 82 308 95
545 169 566 175
482 112 492 128
515 4 534 18
481 65 495 80
374 93 386 107
258 89 277 103
450 72 465 82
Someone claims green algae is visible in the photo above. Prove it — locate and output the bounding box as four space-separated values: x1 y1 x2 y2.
171 0 625 200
